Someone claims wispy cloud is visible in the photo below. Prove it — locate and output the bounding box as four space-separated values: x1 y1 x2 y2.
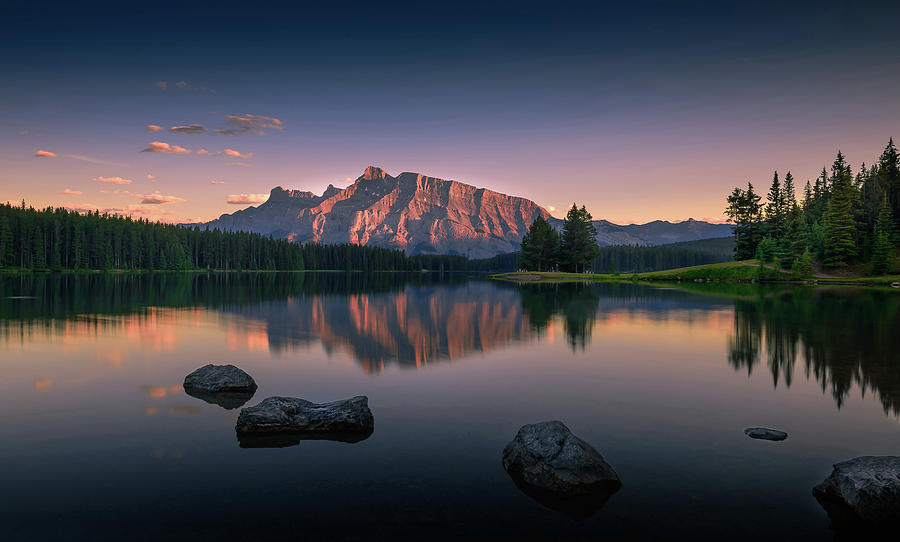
226 194 268 204
224 148 253 159
146 125 161 133
196 148 220 156
225 161 251 168
60 189 82 195
92 176 133 185
210 180 226 185
146 174 155 181
216 114 283 136
34 149 57 157
137 192 186 204
65 154 126 166
170 124 207 134
154 81 168 90
141 141 190 154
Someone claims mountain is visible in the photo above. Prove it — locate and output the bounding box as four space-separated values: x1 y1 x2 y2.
199 166 732 258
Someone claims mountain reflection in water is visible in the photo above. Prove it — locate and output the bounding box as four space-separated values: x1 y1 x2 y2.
1 273 898 414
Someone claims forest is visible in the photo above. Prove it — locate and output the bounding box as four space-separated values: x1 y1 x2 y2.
725 138 900 276
0 202 476 272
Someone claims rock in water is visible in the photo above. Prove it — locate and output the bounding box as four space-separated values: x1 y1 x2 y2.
814 456 900 526
184 364 257 392
744 427 788 441
183 364 257 409
502 421 620 497
235 396 374 446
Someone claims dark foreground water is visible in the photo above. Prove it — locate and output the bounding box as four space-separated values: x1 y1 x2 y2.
1 273 898 540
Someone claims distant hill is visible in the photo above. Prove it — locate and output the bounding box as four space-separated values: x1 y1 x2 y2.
199 167 733 258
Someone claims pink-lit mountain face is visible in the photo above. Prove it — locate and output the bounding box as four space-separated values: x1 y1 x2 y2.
201 167 732 257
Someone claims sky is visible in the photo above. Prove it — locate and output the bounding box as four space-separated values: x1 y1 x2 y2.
1 0 899 225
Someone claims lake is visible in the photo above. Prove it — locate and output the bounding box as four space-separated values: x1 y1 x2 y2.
1 273 898 540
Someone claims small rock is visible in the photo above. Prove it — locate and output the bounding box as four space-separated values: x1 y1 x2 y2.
236 396 374 443
744 427 788 441
184 364 257 393
814 456 900 526
502 421 620 497
183 364 257 409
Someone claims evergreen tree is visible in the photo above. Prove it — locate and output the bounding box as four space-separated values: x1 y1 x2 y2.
560 204 599 273
871 198 896 275
520 216 558 271
725 183 763 260
876 138 900 222
823 151 857 268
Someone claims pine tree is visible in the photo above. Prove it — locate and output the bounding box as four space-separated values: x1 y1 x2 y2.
520 216 559 271
877 138 900 222
871 198 896 275
823 151 857 268
560 204 599 273
725 183 763 260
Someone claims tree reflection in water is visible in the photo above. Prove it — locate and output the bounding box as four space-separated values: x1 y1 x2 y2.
726 286 900 414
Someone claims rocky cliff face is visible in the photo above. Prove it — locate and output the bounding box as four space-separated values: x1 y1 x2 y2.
201 166 732 257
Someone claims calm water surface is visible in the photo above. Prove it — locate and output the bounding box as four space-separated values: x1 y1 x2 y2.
1 273 899 540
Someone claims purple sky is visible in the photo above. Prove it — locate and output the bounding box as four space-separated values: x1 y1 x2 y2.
2 1 898 224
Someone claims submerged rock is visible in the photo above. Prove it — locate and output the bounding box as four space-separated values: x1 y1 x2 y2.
235 396 374 443
744 427 788 441
502 421 620 497
183 364 257 409
814 456 900 526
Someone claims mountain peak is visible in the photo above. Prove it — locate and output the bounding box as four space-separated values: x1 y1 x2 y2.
322 184 341 198
361 166 389 181
269 186 315 200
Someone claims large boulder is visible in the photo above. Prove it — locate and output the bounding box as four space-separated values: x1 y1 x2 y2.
183 364 257 409
814 456 900 526
235 396 374 447
502 421 621 497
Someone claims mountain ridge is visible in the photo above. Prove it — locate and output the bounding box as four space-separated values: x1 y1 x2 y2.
198 167 732 257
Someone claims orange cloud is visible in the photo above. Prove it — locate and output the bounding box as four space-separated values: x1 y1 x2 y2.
146 124 162 132
61 189 82 195
146 174 155 180
224 148 253 159
210 180 226 184
216 114 283 135
170 124 207 134
92 176 133 185
142 141 190 154
225 161 250 168
196 148 220 156
137 192 185 204
226 193 268 205
34 149 57 157
154 81 168 90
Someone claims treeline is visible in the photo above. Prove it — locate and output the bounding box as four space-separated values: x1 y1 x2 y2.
519 204 600 272
594 240 733 273
725 138 900 275
0 202 473 272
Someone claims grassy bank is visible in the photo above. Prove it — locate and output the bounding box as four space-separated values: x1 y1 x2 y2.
492 261 900 287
